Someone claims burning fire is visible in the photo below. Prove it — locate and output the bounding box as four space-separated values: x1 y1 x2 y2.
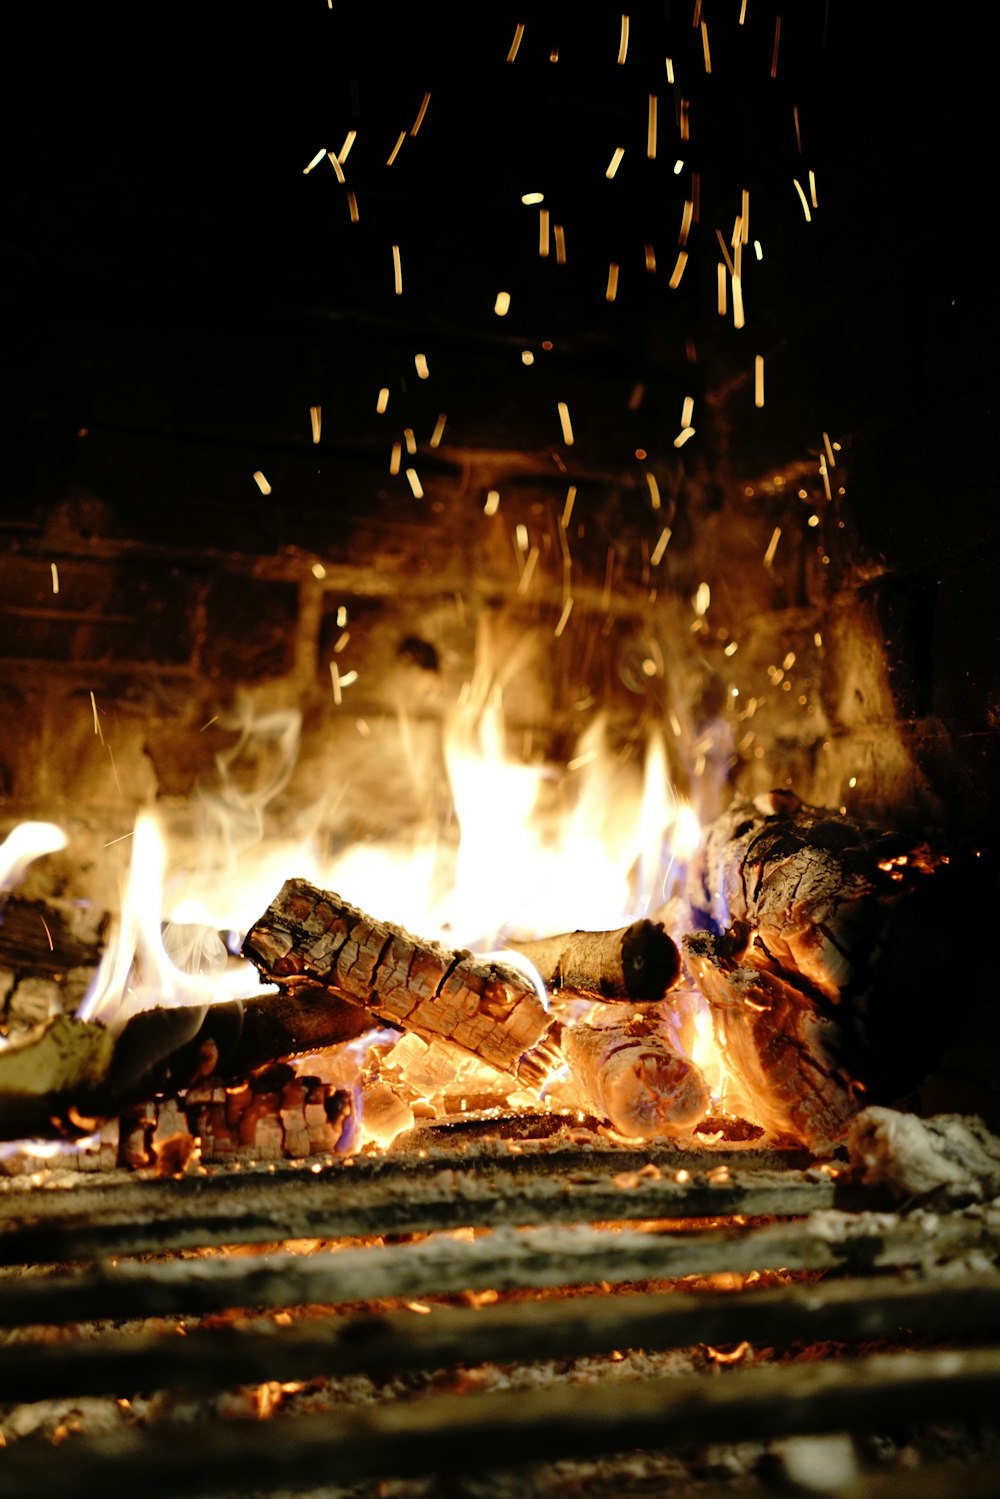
0 678 767 1149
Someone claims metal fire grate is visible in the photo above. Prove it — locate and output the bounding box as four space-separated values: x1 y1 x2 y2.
2 1140 1000 1498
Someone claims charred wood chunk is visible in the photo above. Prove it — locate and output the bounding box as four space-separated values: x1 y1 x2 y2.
684 931 864 1148
243 879 551 1081
511 920 681 1002
559 1018 710 1139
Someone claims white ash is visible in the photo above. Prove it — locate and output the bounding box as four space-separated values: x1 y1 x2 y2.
847 1107 1000 1201
767 1433 858 1492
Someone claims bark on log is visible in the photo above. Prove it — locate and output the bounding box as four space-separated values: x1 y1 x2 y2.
682 792 969 1145
243 879 553 1084
558 1018 710 1138
510 920 681 1002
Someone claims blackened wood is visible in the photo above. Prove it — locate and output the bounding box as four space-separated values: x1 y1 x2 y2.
0 1209 994 1328
2 1348 1000 1498
4 1269 1000 1403
511 919 681 1001
0 894 106 979
243 878 552 1081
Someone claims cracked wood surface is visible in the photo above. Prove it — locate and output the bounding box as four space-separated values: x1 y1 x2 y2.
243 879 552 1081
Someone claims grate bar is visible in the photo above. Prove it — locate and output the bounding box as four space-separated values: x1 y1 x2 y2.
2 1346 1000 1499
2 1268 1000 1404
0 1149 850 1264
0 1208 996 1329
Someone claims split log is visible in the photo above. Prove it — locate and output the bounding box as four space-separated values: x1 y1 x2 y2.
558 1017 710 1138
682 791 973 1146
244 879 554 1085
509 920 681 1002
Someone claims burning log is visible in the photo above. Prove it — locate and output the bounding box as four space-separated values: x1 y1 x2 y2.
243 879 554 1084
510 919 681 1002
683 792 970 1147
558 1017 710 1138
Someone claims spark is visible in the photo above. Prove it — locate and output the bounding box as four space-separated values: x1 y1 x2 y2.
376 387 389 414
739 0 747 22
701 20 712 72
646 471 661 510
679 100 689 141
808 513 820 527
200 714 221 728
50 562 59 594
90 690 102 740
673 426 695 448
793 104 802 153
406 468 423 498
693 581 710 616
732 274 745 329
506 22 525 62
724 641 738 656
644 242 656 272
770 15 781 78
339 670 358 688
392 244 403 295
521 351 534 365
666 56 674 84
717 263 727 315
334 632 350 653
252 471 272 495
628 382 645 410
517 546 540 594
809 169 818 208
330 662 342 705
303 148 326 175
606 146 625 179
515 523 530 551
429 413 447 448
404 427 417 455
557 401 574 445
522 191 544 205
754 355 765 408
678 199 693 246
484 490 501 515
494 290 511 316
561 485 577 528
410 91 431 136
386 131 406 167
606 262 619 301
337 605 348 627
823 431 836 467
820 456 832 500
668 251 688 289
414 353 430 380
389 442 401 475
715 228 735 278
539 209 550 256
338 131 356 164
554 597 574 636
346 191 359 223
617 13 629 64
681 396 694 428
754 239 763 260
650 528 672 565
647 94 658 158
792 178 811 221
310 406 322 444
741 189 749 242
102 831 133 848
731 214 743 250
763 526 781 567
554 224 566 263
327 151 346 185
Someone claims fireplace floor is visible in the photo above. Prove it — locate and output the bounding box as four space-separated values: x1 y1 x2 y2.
2 1128 1000 1497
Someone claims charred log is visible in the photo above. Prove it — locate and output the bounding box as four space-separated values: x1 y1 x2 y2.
243 879 553 1083
559 1017 710 1138
510 920 681 1002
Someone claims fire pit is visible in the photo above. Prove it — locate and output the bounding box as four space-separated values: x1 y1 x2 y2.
2 3 999 1493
